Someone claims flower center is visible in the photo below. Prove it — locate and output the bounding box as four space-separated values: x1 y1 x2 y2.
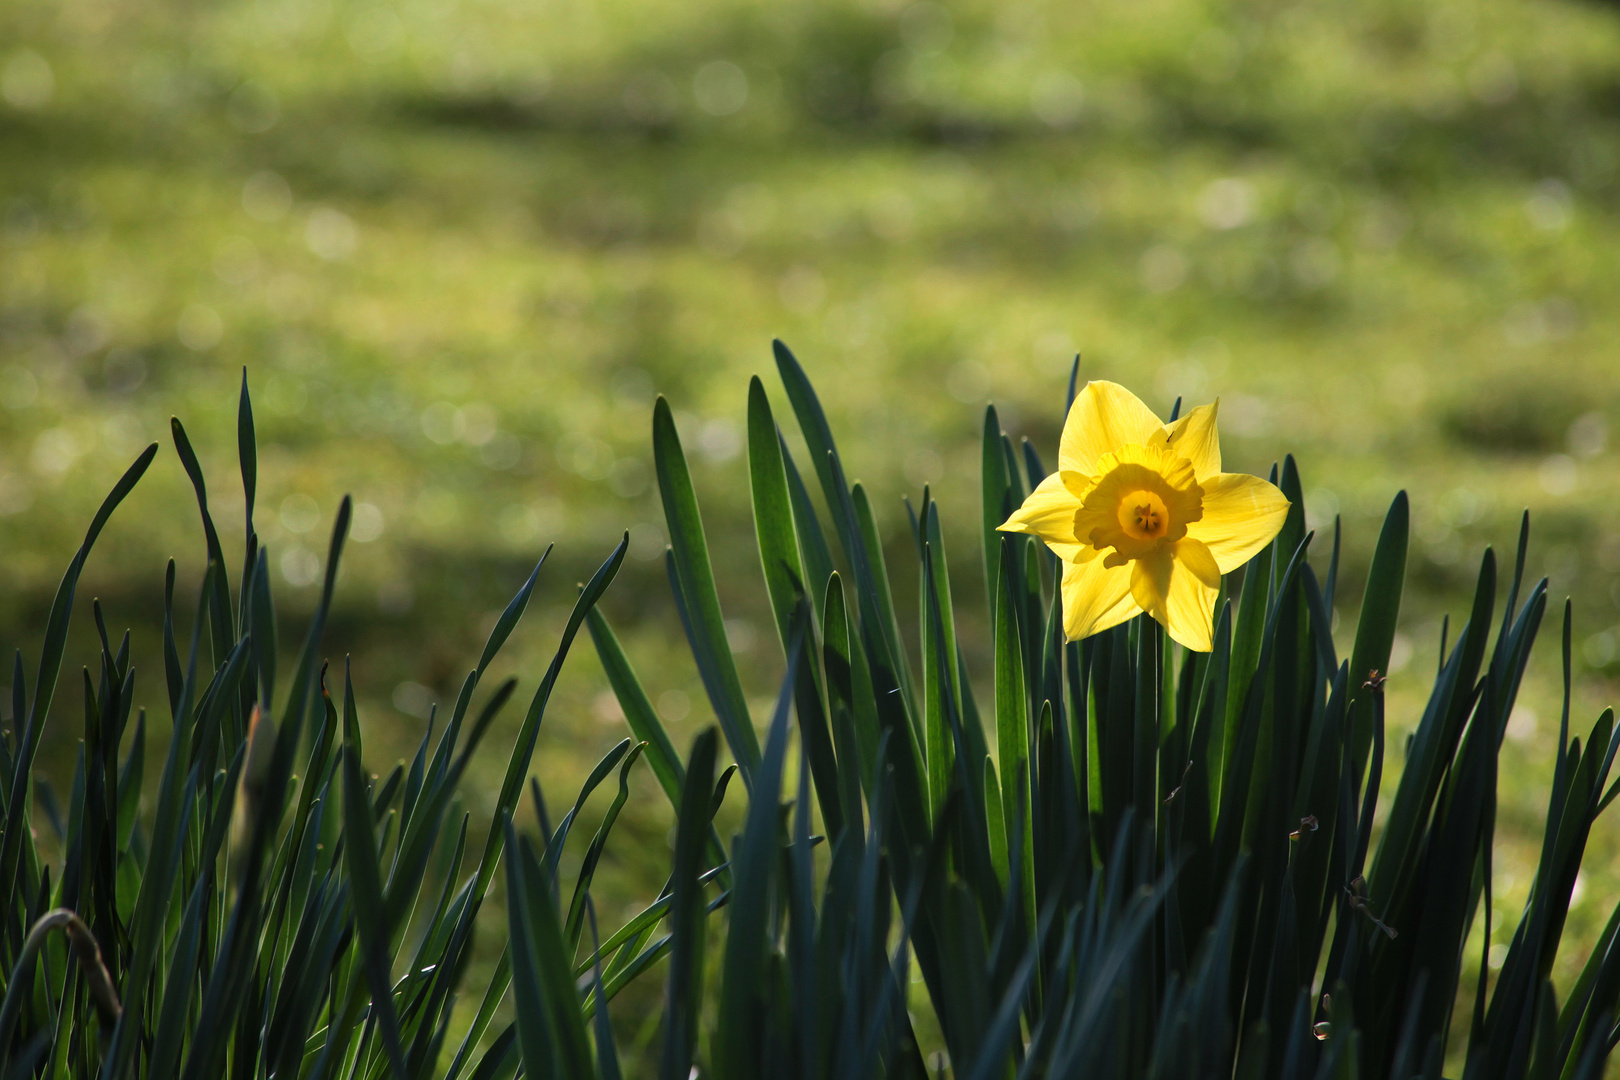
1119 491 1169 540
1069 446 1205 569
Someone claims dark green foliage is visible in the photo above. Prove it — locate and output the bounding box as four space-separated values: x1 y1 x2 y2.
584 339 1619 1079
2 348 1618 1079
0 379 641 1079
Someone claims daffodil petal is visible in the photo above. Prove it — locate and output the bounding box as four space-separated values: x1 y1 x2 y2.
1059 469 1095 500
1043 539 1087 563
1059 380 1165 477
1164 543 1218 652
1061 554 1138 641
1174 536 1222 589
1184 472 1291 574
998 472 1080 545
1163 400 1221 482
1129 544 1218 651
1129 547 1173 623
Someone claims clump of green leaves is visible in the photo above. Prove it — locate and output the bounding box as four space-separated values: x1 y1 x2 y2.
4 351 1620 1080
0 374 643 1079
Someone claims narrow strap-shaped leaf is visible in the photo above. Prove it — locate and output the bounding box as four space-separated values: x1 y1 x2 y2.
1275 455 1307 581
585 896 623 1080
238 369 257 529
587 608 684 805
171 417 237 666
1556 893 1620 1074
981 406 1010 616
773 339 863 575
1301 566 1339 678
822 572 878 790
102 565 217 1079
102 758 202 1076
964 915 1046 1080
446 677 517 791
851 480 917 716
1323 513 1342 614
984 759 1007 883
268 862 346 1068
342 745 409 1079
1172 601 1231 935
162 559 183 718
505 825 561 1077
473 534 627 898
1132 616 1159 870
26 440 156 744
662 728 718 1080
543 738 632 887
463 1023 517 1080
1367 546 1495 908
251 497 352 926
749 376 809 646
1093 625 1132 852
1347 491 1408 780
1482 615 1599 1063
584 610 733 887
589 886 736 1017
250 545 276 711
513 832 595 1077
1492 510 1532 689
574 862 732 979
421 680 467 811
1565 1022 1610 1080
654 397 761 777
1212 533 1314 881
237 369 259 648
565 744 645 951
784 612 844 839
399 713 436 839
145 870 212 1078
923 544 1002 925
1 653 21 801
922 504 969 818
820 603 868 835
478 550 550 678
1021 435 1047 491
386 678 516 933
1220 537 1273 806
373 763 406 818
715 638 799 1080
115 711 145 851
400 826 471 1047
778 433 837 615
995 537 1034 936
440 948 513 1080
773 340 916 717
1000 434 1026 507
786 737 820 1080
0 443 157 951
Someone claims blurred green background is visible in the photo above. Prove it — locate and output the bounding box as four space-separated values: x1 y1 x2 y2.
4 0 1620 1063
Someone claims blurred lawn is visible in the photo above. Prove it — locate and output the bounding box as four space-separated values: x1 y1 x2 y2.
5 0 1620 1064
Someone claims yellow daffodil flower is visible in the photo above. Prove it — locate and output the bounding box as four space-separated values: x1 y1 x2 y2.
999 380 1289 651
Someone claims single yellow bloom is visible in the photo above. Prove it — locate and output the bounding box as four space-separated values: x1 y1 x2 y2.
998 380 1290 651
